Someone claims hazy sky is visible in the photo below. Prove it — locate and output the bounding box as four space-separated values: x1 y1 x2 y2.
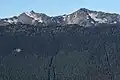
0 0 120 18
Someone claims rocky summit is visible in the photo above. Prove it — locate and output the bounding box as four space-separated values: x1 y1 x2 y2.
1 8 120 27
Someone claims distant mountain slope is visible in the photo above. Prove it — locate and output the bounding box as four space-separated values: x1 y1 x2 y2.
1 8 120 27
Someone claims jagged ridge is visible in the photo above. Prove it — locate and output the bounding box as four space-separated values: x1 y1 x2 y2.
1 8 120 27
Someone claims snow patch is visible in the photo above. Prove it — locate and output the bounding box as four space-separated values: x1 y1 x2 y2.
67 15 70 18
87 15 89 19
38 18 43 23
91 21 94 24
4 18 18 23
113 21 117 24
62 15 67 21
110 21 118 24
56 20 60 23
25 12 43 23
14 48 22 52
89 13 107 23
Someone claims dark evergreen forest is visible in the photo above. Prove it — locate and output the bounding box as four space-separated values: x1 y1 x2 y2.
0 23 120 80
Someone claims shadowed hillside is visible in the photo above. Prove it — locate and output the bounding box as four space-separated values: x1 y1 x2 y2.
0 23 120 80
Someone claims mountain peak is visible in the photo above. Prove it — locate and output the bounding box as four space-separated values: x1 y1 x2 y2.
30 10 36 14
79 8 89 12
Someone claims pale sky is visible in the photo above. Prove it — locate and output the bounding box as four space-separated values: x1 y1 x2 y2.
0 0 120 18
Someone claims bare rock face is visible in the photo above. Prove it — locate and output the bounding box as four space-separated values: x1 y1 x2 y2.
65 8 120 27
18 12 34 25
65 8 94 27
1 8 120 27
